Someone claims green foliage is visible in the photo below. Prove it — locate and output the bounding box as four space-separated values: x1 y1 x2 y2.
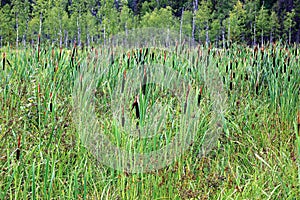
181 10 193 38
283 9 296 44
195 0 212 43
256 5 270 45
141 6 177 29
227 0 246 42
269 10 280 42
0 4 13 44
0 0 299 46
119 4 135 32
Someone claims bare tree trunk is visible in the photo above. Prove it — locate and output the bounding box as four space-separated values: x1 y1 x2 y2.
296 29 300 44
132 0 138 14
114 0 119 10
64 30 68 48
222 25 225 49
22 35 26 47
39 12 42 36
77 17 81 47
288 27 291 44
205 23 209 47
87 32 90 49
180 8 184 44
103 26 106 45
23 20 28 48
59 19 63 48
270 29 273 43
16 12 19 49
261 29 264 46
227 19 230 47
192 0 198 45
253 22 256 46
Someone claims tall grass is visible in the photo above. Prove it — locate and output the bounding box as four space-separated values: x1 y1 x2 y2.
0 42 299 199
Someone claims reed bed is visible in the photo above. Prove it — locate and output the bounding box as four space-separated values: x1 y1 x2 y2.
0 42 299 199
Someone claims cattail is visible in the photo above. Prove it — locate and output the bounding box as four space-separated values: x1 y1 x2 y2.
197 45 202 59
121 106 125 127
132 95 140 126
208 44 212 55
139 48 143 63
2 52 5 70
127 52 130 67
95 48 98 62
52 48 55 59
49 92 53 112
142 66 147 95
127 52 130 59
164 50 167 64
37 34 41 61
230 72 233 91
297 110 300 133
59 46 62 61
198 85 203 106
16 135 21 160
255 79 259 95
184 85 191 114
79 74 83 90
110 51 114 65
54 63 58 73
72 41 77 65
38 83 41 94
151 51 155 61
261 46 264 60
121 70 126 93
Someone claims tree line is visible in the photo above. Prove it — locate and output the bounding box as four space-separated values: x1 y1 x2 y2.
0 0 299 48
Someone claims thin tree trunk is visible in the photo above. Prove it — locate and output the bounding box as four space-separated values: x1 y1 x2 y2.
192 0 198 45
296 28 300 44
261 29 264 46
289 27 291 44
103 26 106 45
180 8 184 44
64 30 68 48
132 0 138 14
227 19 230 47
16 12 19 49
222 25 225 49
39 12 42 36
59 19 62 48
270 29 273 43
253 22 256 46
23 20 28 48
87 32 90 49
77 17 81 47
205 23 209 47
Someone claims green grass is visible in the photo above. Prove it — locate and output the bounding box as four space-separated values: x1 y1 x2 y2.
0 43 299 199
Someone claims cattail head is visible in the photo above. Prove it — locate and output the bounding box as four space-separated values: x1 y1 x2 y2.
38 83 41 94
52 48 55 59
297 110 300 126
